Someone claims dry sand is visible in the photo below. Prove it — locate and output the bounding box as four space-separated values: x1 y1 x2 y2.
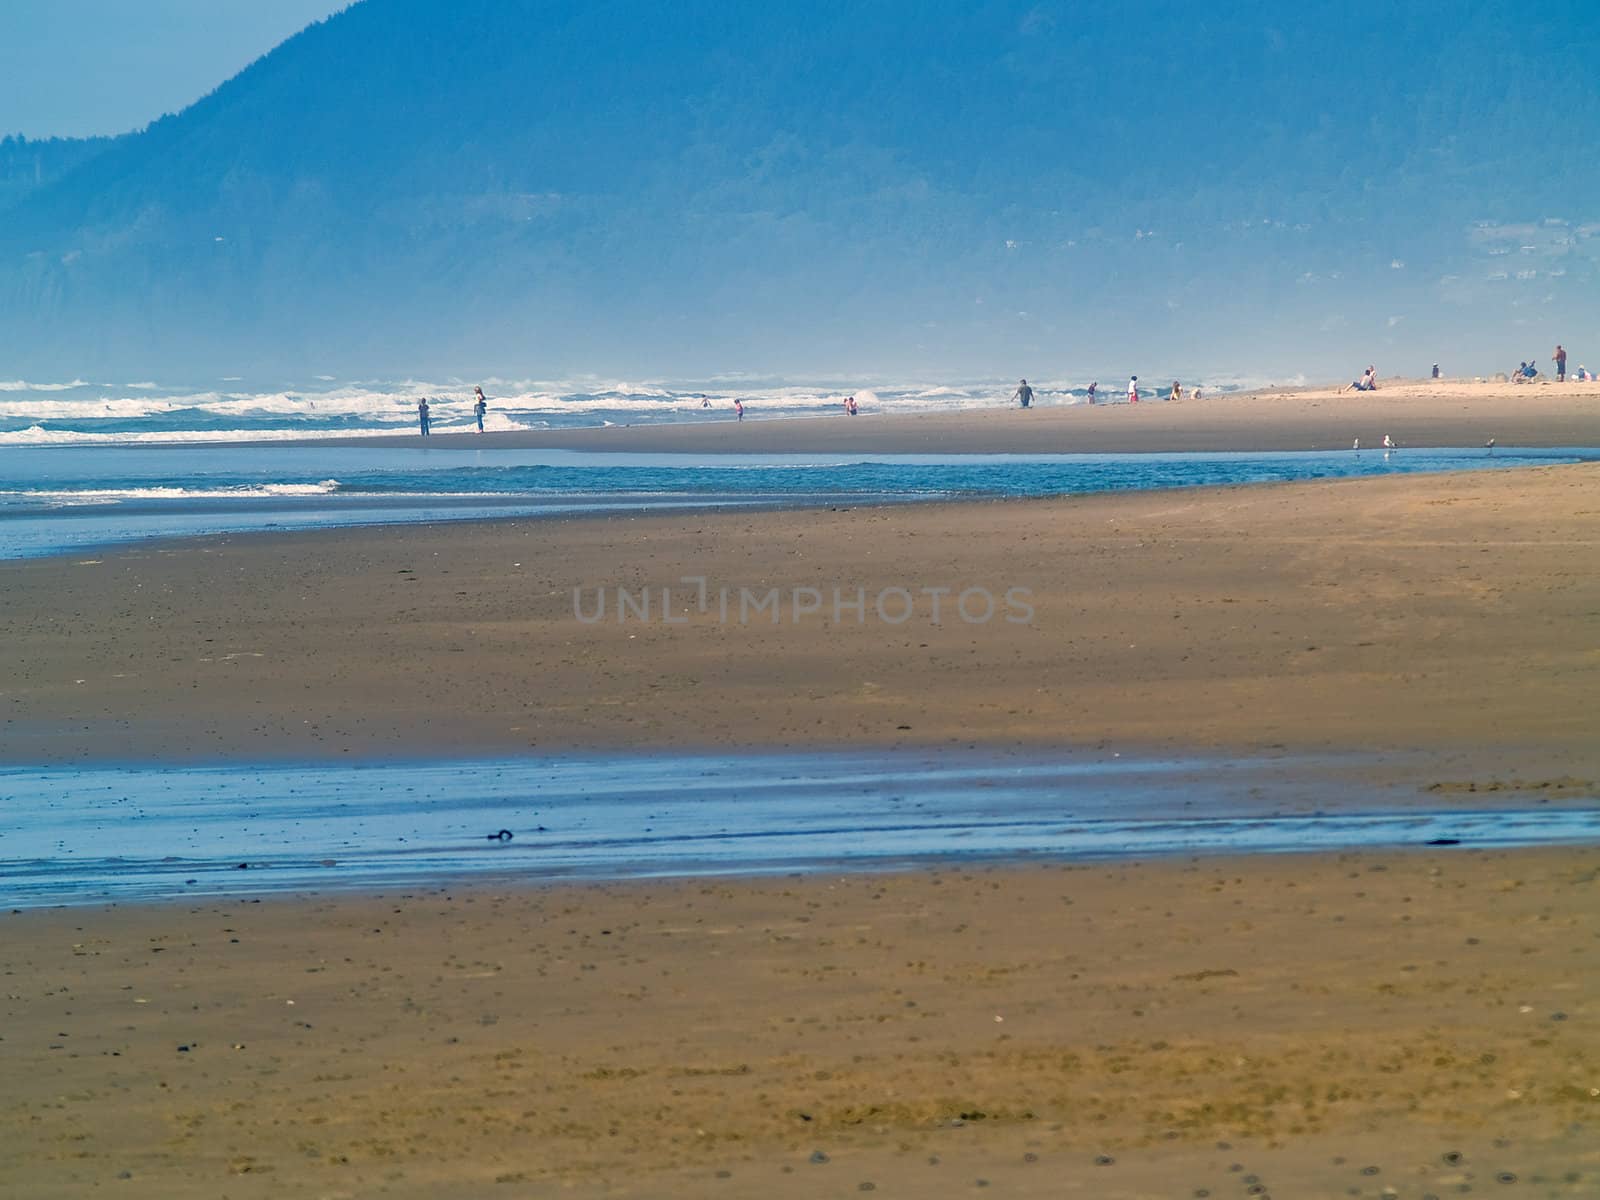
275 378 1600 453
3 848 1597 1198
4 461 1597 773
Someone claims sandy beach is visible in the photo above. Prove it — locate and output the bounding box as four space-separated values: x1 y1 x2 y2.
270 378 1600 454
4 458 1597 773
4 847 1597 1198
4 389 1599 1197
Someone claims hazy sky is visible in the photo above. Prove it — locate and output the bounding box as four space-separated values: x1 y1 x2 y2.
0 1 348 138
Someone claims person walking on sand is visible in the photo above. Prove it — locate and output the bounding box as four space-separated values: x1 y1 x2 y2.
734 398 744 421
1555 344 1568 382
1013 379 1034 408
1127 375 1139 403
1086 381 1098 404
473 386 487 432
417 396 431 436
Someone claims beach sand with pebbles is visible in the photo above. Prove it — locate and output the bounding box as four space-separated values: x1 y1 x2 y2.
3 458 1597 773
3 388 1599 1196
3 848 1598 1198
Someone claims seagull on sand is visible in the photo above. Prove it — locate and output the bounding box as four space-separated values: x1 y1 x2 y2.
1352 437 1361 451
1486 436 1496 454
1382 434 1395 449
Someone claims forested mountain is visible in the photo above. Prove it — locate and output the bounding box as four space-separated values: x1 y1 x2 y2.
3 0 1596 377
0 135 119 214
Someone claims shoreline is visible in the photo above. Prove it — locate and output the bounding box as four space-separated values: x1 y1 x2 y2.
190 379 1600 454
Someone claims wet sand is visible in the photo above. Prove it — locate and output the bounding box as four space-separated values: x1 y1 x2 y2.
4 462 1598 773
3 847 1597 1198
270 378 1600 453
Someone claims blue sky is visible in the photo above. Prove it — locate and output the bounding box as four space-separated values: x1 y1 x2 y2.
0 0 346 138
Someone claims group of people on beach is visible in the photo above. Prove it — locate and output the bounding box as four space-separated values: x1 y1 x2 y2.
1512 345 1590 383
1013 376 1199 407
416 387 490 435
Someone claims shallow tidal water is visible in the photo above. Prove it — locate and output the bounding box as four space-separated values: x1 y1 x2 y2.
3 749 1597 908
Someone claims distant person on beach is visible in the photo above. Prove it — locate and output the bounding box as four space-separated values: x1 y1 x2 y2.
843 394 859 416
1013 379 1034 408
1127 375 1139 403
1169 381 1182 402
735 398 744 421
1555 344 1567 382
1523 361 1539 380
1191 385 1202 400
1580 365 1591 382
1086 381 1098 404
417 397 431 436
701 397 712 408
1432 363 1441 379
473 387 487 432
1347 366 1377 392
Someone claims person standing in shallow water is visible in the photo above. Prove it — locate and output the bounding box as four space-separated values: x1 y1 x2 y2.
734 398 744 421
473 386 487 432
1127 375 1139 403
417 397 431 436
1013 379 1034 408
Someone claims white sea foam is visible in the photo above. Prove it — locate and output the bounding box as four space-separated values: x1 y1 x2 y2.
2 481 344 504
0 372 1281 445
0 379 93 392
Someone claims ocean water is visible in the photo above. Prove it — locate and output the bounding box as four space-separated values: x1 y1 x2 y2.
5 750 1596 908
0 374 1276 444
2 444 1594 560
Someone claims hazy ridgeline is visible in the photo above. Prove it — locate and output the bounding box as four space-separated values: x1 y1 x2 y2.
2 0 1596 377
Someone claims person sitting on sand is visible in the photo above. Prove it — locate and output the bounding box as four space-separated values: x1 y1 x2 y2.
1347 367 1377 392
1523 361 1539 380
1169 381 1182 402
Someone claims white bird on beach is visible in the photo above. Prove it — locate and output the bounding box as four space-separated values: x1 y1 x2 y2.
1352 437 1360 451
1486 436 1496 453
1382 434 1395 449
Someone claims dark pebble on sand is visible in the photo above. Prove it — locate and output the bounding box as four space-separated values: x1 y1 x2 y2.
809 1151 829 1164
1443 1152 1464 1165
859 1184 876 1192
1551 1011 1568 1021
1496 1172 1517 1184
1094 1154 1115 1166
1362 1165 1381 1175
1023 1152 1037 1163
